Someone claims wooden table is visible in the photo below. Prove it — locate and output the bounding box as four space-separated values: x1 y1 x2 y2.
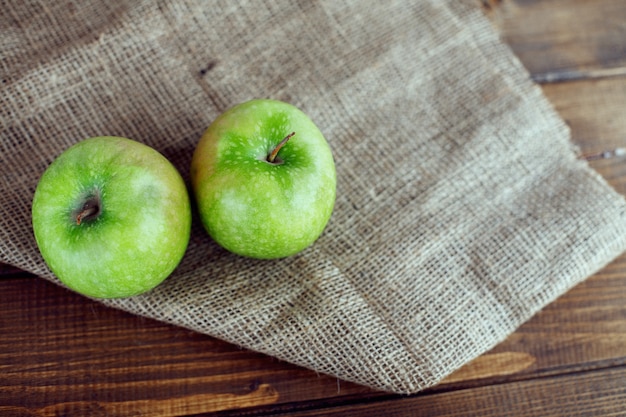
3 1 626 415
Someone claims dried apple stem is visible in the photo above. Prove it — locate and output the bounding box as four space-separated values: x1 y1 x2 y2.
267 132 295 163
75 198 101 225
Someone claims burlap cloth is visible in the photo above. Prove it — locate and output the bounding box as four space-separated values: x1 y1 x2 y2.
2 0 626 394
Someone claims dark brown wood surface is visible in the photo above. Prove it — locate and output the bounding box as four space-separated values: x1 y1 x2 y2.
3 1 626 415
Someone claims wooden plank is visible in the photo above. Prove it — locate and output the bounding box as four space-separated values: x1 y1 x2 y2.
285 366 626 417
484 0 626 81
542 77 626 149
2 247 625 415
540 77 626 195
0 277 375 416
0 262 29 277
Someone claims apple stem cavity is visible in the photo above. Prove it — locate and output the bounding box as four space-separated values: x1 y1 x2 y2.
267 132 295 164
75 196 101 225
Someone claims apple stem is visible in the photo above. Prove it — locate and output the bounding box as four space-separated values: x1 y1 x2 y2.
75 199 100 225
267 132 295 163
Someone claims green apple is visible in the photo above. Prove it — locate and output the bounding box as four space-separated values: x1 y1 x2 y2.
32 136 192 298
190 99 336 259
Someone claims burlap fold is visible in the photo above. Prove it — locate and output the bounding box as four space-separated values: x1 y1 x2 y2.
2 0 626 393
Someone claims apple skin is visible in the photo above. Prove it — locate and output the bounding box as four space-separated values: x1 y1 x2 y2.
190 99 336 259
32 136 192 298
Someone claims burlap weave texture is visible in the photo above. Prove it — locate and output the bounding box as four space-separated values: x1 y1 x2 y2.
2 0 626 393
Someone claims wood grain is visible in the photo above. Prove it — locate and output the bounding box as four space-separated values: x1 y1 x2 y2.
3 0 626 415
287 366 626 417
543 77 626 149
0 276 375 417
485 0 626 82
